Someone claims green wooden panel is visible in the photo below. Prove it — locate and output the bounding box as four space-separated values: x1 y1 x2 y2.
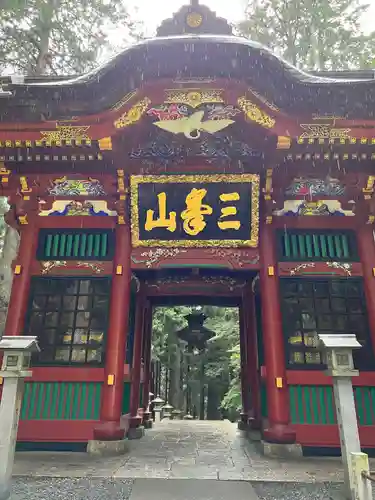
21 382 102 420
320 234 328 258
39 231 112 260
305 234 313 258
342 235 350 258
122 382 131 414
59 234 67 258
289 385 375 426
280 231 356 262
45 234 53 258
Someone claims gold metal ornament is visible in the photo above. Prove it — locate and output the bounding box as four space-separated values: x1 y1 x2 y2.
186 12 203 27
114 98 151 129
299 124 351 140
237 97 275 129
40 125 91 142
153 111 234 139
164 89 224 109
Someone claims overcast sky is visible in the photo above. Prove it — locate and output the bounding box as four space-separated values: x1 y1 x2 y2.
134 0 374 36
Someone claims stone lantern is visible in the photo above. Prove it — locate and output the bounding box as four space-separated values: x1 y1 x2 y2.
151 396 164 423
175 310 214 352
318 334 360 377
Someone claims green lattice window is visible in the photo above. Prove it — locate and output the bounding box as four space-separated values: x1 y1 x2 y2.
277 230 358 262
37 229 114 261
280 278 374 370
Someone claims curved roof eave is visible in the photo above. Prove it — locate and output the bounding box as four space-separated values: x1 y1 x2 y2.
6 34 375 89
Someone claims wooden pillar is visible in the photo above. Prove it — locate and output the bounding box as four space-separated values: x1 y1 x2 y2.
93 224 132 441
244 285 262 430
5 223 36 336
260 224 295 443
129 286 146 427
357 224 375 355
239 305 250 424
142 305 153 410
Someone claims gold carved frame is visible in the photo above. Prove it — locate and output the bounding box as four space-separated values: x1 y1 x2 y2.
130 174 260 248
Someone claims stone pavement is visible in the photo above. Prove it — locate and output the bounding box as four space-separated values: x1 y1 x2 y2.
13 419 348 482
10 419 363 499
130 478 258 500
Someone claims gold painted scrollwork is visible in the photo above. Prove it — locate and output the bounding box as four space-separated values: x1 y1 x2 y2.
237 97 275 129
114 98 151 129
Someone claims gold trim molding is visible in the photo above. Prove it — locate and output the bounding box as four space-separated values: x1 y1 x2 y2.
164 89 224 108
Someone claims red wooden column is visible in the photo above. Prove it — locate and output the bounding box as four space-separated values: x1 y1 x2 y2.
93 223 132 441
357 223 375 354
239 304 250 427
5 222 37 336
260 223 296 443
142 304 153 410
129 286 146 428
244 284 262 430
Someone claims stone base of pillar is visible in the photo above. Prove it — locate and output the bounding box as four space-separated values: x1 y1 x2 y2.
127 426 145 440
247 429 262 442
144 420 153 429
237 420 249 431
143 410 151 420
87 439 130 456
263 423 296 444
0 482 11 500
93 418 129 441
129 415 143 428
260 440 302 459
248 415 262 431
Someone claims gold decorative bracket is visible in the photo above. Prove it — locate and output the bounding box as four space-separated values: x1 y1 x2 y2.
14 264 22 275
20 176 32 200
18 215 28 225
277 136 291 149
117 170 126 199
0 163 11 185
263 169 273 201
363 176 375 200
98 137 112 151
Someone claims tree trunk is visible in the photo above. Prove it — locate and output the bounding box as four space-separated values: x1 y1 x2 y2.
0 209 19 335
32 0 60 75
168 343 181 408
207 382 222 420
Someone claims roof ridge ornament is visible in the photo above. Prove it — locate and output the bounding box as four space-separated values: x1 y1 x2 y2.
156 1 232 37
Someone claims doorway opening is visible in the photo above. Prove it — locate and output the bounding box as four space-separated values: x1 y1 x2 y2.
151 304 241 421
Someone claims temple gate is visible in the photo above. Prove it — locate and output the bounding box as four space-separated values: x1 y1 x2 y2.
1 0 375 452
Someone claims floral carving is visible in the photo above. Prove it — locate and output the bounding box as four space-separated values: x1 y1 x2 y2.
132 248 187 268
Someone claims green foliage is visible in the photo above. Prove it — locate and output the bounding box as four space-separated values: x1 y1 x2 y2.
238 0 375 70
220 344 241 411
152 305 241 414
0 0 142 75
152 306 191 363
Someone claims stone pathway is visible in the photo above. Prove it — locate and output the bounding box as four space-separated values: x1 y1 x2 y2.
13 420 349 482
130 479 258 500
11 420 368 499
